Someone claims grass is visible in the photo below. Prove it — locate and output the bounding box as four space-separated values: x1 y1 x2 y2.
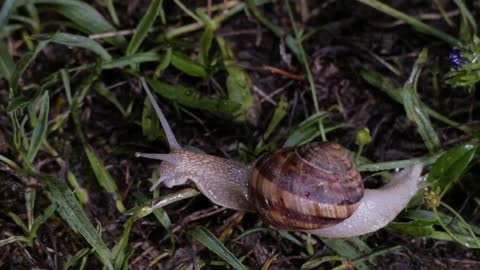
1 0 480 269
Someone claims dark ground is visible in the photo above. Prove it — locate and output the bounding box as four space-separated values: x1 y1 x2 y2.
1 0 480 269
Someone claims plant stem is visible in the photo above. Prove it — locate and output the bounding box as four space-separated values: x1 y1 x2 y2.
284 0 325 141
439 202 480 248
356 0 460 46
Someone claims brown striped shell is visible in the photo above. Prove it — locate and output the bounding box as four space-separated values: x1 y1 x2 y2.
249 142 364 230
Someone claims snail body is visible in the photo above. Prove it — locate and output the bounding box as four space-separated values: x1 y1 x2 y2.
136 78 423 238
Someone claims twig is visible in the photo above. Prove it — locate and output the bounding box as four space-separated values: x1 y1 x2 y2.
262 65 304 81
372 10 460 28
89 27 160 40
252 86 277 105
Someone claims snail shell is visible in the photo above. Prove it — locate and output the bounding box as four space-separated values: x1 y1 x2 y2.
249 143 364 230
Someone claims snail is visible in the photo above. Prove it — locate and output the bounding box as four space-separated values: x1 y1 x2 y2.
136 78 423 238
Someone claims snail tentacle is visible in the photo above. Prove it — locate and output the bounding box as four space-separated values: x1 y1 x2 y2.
150 175 167 191
140 77 181 150
308 165 423 238
135 152 179 163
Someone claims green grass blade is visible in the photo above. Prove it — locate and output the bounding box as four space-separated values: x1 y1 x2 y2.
361 70 473 134
427 144 476 195
146 78 241 115
171 51 208 78
173 0 202 23
401 49 440 153
84 145 126 213
66 171 89 204
112 218 134 269
30 203 57 238
70 71 98 110
302 255 347 270
446 61 480 87
0 0 17 34
32 171 114 269
217 37 256 124
264 96 288 140
10 40 48 94
6 95 33 113
64 248 91 270
190 226 247 270
0 236 25 247
402 84 441 153
389 220 435 237
103 0 119 26
154 48 172 76
93 81 128 117
0 41 14 83
284 0 322 131
134 191 174 244
356 0 460 46
25 187 35 231
23 3 40 29
70 82 125 212
360 70 401 101
453 0 477 42
321 238 371 270
27 91 49 163
60 69 73 105
102 52 163 69
31 0 126 47
199 22 214 66
434 207 478 248
33 32 112 61
126 188 200 219
392 209 480 248
126 0 162 56
8 212 28 233
438 202 480 248
358 153 440 171
283 112 329 147
278 231 303 247
339 246 407 270
151 206 172 234
141 96 162 141
432 0 453 27
245 0 302 63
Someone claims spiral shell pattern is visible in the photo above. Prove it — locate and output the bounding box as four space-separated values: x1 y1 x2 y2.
249 142 364 230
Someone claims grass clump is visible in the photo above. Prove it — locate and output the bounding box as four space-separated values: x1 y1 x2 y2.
0 0 479 269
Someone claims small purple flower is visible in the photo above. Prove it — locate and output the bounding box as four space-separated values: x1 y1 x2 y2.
449 49 467 69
